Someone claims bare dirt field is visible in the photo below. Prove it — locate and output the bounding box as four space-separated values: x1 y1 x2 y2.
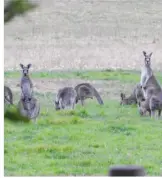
5 77 136 102
4 0 162 71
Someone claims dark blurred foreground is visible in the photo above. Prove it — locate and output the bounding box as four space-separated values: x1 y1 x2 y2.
4 0 37 23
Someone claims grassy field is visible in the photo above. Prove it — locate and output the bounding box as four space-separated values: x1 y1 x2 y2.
4 69 162 83
4 70 162 176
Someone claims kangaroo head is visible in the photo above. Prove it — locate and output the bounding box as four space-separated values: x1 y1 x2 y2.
142 51 152 66
75 96 79 104
137 101 144 115
55 100 60 110
20 63 32 76
120 93 127 105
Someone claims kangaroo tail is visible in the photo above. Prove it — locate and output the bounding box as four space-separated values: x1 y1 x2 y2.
92 87 104 105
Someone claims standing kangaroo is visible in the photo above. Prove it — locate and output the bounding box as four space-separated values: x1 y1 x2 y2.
20 63 33 99
54 87 77 110
18 95 40 121
4 85 13 105
140 51 153 95
74 83 104 106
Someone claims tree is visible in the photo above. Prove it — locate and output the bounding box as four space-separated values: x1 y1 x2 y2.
4 0 37 23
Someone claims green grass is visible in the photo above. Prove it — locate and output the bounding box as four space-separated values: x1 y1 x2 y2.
4 99 162 176
4 69 162 83
4 69 162 176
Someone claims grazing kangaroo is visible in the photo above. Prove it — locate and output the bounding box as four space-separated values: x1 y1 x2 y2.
140 72 162 119
120 83 144 105
74 83 104 106
54 87 77 110
18 96 40 120
139 90 162 119
140 51 153 88
120 93 137 105
135 83 145 103
142 75 161 99
20 63 33 99
4 86 13 105
142 83 162 119
149 91 162 119
138 99 151 116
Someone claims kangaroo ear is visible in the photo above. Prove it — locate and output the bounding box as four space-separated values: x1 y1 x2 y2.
27 64 32 69
143 51 147 56
20 63 24 69
149 52 153 57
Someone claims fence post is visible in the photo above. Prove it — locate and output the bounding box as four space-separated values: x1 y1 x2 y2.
108 165 145 176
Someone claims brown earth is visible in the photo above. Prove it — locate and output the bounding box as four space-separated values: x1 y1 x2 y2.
4 0 162 71
5 78 136 101
4 0 162 103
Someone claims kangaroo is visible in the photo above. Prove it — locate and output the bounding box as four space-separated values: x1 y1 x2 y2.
20 63 33 99
54 87 77 110
4 85 13 105
142 75 161 99
140 51 153 98
140 51 153 88
138 99 151 116
142 83 162 119
135 83 145 103
141 73 162 119
74 83 104 106
149 91 162 119
120 83 144 105
18 96 40 120
120 93 137 105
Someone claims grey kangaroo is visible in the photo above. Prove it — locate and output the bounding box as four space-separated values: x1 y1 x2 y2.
120 83 144 105
138 99 151 116
142 75 161 99
140 51 153 88
74 83 104 106
149 91 162 119
18 95 40 121
142 83 162 119
4 85 13 105
140 72 162 119
54 87 77 110
20 63 33 99
120 93 137 105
